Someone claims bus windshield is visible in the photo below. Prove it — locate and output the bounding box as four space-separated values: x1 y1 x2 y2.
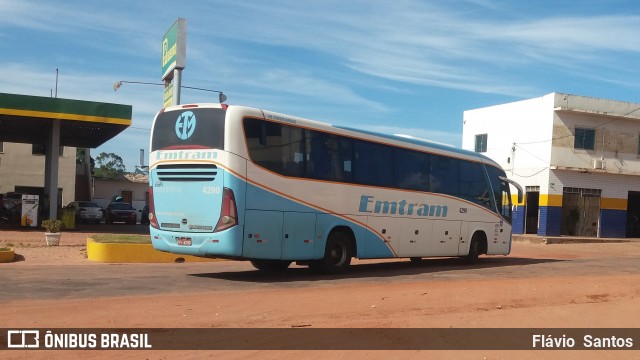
485 165 513 223
151 107 226 151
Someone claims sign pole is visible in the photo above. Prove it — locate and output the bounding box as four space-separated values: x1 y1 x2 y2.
173 68 182 106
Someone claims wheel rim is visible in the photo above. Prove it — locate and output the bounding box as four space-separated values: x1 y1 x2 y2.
328 242 347 265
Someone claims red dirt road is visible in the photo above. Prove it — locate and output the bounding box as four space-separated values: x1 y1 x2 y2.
1 227 640 359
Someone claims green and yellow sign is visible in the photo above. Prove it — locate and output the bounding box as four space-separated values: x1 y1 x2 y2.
162 18 187 81
163 82 174 108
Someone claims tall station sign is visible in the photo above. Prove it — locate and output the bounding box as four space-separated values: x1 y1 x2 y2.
162 18 187 107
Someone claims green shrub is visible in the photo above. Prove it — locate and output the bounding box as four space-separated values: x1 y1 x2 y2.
42 219 63 233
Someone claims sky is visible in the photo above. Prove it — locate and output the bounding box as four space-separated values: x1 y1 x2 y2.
3 0 640 172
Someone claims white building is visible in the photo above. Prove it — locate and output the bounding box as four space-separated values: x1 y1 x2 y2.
463 93 640 238
93 173 149 223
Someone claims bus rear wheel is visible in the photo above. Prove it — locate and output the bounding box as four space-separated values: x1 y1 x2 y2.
309 231 353 274
250 259 292 271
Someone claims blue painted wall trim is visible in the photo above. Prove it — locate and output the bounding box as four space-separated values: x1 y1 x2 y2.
600 209 627 238
512 205 525 234
538 206 562 236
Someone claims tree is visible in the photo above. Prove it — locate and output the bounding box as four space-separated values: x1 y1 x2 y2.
76 148 95 174
94 152 126 179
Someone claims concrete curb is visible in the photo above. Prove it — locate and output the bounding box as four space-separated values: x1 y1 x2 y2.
86 238 223 263
513 235 640 244
0 248 15 263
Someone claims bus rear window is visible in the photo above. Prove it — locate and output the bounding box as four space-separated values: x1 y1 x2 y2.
151 108 225 151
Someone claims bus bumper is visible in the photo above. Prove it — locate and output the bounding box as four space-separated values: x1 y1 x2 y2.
150 225 244 257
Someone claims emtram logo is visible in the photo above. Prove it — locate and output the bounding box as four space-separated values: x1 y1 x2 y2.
7 330 40 348
175 111 196 140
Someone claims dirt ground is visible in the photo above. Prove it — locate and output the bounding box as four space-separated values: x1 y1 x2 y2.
2 228 640 359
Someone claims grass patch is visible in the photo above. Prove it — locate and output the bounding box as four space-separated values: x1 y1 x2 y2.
90 234 151 244
0 247 11 252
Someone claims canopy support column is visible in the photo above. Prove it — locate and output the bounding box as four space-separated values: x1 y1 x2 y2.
44 120 61 221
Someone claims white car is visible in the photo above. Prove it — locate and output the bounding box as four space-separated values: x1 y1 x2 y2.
65 201 104 224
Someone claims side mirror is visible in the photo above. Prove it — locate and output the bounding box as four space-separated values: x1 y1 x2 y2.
500 176 524 204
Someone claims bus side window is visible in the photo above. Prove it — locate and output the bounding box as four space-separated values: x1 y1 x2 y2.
307 131 353 182
353 140 393 187
459 161 492 209
430 155 460 196
395 149 429 191
280 125 305 177
244 118 293 175
307 131 332 180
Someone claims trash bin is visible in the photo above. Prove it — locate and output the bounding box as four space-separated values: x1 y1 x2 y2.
61 208 76 230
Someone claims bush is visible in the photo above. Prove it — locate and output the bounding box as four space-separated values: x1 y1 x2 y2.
42 219 63 233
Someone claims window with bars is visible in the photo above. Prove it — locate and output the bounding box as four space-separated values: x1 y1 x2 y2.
474 134 487 153
574 128 595 150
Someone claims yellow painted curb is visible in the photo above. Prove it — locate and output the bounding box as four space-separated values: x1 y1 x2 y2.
87 238 223 263
0 248 15 263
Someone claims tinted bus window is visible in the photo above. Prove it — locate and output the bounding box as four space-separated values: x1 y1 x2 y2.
151 108 225 151
460 161 492 209
395 149 429 191
353 140 394 187
244 118 305 176
485 165 512 222
430 155 459 196
307 131 353 182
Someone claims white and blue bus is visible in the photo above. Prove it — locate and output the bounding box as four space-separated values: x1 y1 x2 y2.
148 103 523 273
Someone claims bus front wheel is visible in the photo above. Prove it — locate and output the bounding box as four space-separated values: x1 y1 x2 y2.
250 259 292 271
310 231 353 274
465 232 488 264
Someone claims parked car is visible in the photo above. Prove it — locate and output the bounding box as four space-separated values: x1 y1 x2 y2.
140 204 150 225
105 202 137 224
65 201 104 224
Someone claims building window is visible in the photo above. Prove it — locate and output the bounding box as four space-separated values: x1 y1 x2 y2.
574 128 595 150
0 142 3 153
474 134 487 153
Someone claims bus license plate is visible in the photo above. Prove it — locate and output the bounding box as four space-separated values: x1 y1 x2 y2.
176 237 192 246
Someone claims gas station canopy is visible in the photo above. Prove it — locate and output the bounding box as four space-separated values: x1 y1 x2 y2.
0 92 132 220
0 92 132 147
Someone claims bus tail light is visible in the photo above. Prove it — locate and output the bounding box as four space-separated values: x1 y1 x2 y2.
215 188 238 232
148 186 160 229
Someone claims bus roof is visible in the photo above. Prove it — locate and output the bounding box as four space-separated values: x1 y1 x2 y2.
256 107 503 170
160 103 503 170
333 125 499 167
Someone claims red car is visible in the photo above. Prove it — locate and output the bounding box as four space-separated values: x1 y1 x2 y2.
105 202 137 224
